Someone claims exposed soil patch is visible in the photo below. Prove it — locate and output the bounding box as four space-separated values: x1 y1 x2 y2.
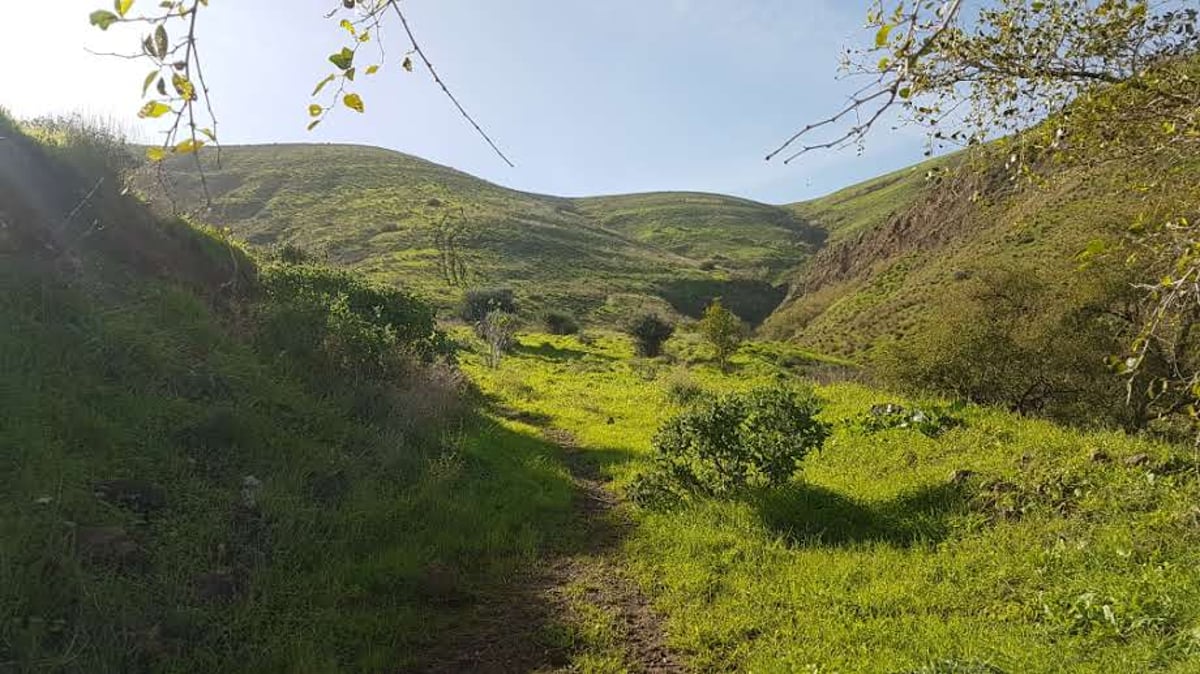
415 427 682 673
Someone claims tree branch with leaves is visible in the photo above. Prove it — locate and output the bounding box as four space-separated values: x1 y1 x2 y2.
87 0 512 183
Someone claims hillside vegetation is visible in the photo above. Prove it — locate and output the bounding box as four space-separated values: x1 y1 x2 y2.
0 116 584 672
465 328 1200 672
147 146 809 325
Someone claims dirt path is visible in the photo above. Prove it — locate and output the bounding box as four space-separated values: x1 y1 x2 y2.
415 427 683 673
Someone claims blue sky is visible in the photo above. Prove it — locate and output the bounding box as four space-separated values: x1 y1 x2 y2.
0 0 933 203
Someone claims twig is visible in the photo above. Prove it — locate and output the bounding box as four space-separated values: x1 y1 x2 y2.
386 0 514 167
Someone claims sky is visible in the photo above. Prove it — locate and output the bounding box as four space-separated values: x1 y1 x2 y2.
0 0 935 204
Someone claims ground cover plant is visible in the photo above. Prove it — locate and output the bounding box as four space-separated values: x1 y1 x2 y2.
461 328 1200 673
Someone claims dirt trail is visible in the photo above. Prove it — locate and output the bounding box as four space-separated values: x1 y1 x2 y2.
415 427 683 673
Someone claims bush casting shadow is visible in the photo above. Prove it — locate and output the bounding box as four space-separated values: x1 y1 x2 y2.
751 481 968 548
514 341 615 363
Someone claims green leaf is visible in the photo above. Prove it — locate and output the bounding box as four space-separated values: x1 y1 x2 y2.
875 23 892 48
198 127 216 141
339 19 356 36
343 93 365 113
137 101 171 118
145 146 167 162
307 119 322 132
366 64 380 75
90 10 120 30
308 104 322 117
402 56 413 72
329 47 354 71
898 86 911 99
115 0 135 17
312 74 336 96
345 67 356 82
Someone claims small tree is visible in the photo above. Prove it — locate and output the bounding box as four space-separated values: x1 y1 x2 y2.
698 298 744 369
626 313 675 358
479 310 518 368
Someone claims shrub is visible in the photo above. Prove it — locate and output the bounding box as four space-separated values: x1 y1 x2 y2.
274 242 317 265
631 386 829 506
697 298 745 368
256 262 452 381
875 266 1137 429
461 287 517 322
664 369 706 405
542 310 579 335
626 313 674 357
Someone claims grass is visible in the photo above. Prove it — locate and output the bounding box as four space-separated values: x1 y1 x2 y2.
0 257 590 671
147 146 806 325
462 328 1200 673
0 118 593 672
787 155 950 244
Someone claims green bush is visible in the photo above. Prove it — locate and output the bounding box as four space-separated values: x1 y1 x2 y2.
626 313 675 357
876 266 1140 430
542 310 579 335
461 287 517 322
697 297 745 368
256 262 452 384
631 386 829 506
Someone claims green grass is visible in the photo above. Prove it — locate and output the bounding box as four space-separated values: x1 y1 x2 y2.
787 155 951 243
463 328 1200 673
575 191 824 281
0 118 592 671
0 256 590 671
148 146 807 325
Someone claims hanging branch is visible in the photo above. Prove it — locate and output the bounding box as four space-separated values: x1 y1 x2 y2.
385 0 514 167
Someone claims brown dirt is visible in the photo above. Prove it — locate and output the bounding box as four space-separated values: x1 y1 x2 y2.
413 427 683 673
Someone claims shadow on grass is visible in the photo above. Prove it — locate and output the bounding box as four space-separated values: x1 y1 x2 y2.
513 340 615 363
750 481 968 548
410 418 641 673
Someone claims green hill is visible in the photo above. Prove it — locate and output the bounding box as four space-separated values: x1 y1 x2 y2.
574 190 824 280
786 154 951 243
147 145 801 325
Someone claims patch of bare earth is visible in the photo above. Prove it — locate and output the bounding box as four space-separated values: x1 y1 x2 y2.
413 428 683 673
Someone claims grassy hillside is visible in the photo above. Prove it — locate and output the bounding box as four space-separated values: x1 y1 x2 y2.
0 118 589 671
764 142 1200 365
574 191 823 281
786 155 951 244
465 328 1200 672
147 146 803 325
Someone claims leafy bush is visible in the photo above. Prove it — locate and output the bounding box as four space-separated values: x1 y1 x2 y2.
257 262 452 382
542 310 579 335
626 313 674 357
631 386 829 506
461 287 517 322
876 266 1139 430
